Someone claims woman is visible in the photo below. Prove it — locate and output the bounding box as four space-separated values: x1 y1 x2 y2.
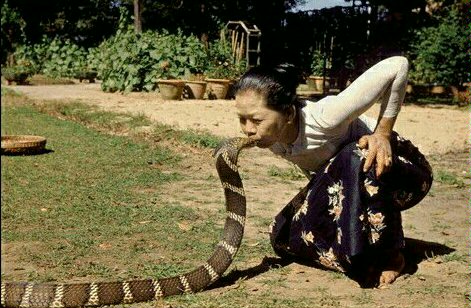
233 56 433 288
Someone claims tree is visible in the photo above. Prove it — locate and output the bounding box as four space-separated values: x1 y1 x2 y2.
1 1 26 65
3 0 120 47
408 4 470 86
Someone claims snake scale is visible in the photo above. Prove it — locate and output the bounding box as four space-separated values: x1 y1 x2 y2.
1 137 258 308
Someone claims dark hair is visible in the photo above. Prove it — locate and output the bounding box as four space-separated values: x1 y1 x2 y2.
233 63 303 112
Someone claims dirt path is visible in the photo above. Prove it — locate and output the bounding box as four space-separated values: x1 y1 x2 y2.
7 83 470 156
3 83 470 308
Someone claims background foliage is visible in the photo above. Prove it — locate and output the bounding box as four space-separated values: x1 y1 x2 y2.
1 0 469 94
408 5 470 86
94 9 210 92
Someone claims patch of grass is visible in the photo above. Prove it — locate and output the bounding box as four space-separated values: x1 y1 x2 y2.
180 130 223 148
434 169 466 188
2 103 231 282
28 74 75 85
1 87 22 97
35 100 224 149
353 290 373 305
259 266 290 288
36 101 152 133
267 165 305 181
165 287 330 308
153 123 224 149
442 252 467 263
430 220 451 233
329 270 346 280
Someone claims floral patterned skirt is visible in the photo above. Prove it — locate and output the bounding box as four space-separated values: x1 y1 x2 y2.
269 133 433 272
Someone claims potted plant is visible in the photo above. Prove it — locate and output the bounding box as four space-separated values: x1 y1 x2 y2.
1 65 33 85
74 67 98 83
204 37 246 99
156 61 185 100
306 50 327 92
183 73 207 99
204 61 233 99
181 36 208 99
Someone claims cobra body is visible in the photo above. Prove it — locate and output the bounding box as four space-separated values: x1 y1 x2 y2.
1 137 257 308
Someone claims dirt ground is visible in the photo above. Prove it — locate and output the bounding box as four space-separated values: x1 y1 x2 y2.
4 82 470 308
7 83 469 156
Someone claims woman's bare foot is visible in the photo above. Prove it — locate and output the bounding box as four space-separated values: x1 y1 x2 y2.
378 250 405 288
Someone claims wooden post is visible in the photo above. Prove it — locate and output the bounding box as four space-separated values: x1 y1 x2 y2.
239 33 245 64
231 30 236 56
134 0 142 34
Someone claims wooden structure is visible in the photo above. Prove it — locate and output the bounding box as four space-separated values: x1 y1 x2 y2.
225 21 261 68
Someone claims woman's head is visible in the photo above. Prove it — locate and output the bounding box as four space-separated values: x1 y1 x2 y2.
234 63 301 148
234 63 302 112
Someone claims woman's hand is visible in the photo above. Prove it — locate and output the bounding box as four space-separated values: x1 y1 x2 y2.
358 133 393 178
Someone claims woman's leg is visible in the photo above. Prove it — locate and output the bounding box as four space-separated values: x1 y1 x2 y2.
378 249 405 287
269 138 432 286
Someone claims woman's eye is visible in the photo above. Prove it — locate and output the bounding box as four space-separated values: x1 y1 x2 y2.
239 117 247 124
253 119 262 124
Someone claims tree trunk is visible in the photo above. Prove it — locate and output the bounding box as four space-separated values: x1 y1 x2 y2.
134 0 142 34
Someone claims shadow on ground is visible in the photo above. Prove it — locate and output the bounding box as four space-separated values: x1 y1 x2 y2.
1 148 55 156
210 237 454 290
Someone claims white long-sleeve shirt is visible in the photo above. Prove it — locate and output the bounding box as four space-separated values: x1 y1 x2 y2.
269 56 409 174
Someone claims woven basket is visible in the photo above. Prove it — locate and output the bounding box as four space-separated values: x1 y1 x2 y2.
1 135 47 155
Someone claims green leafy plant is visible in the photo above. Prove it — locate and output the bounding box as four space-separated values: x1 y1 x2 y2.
408 6 470 86
12 43 47 74
1 65 33 84
95 8 209 92
1 1 26 64
41 38 88 79
310 49 324 76
205 34 246 80
13 37 89 79
267 165 305 181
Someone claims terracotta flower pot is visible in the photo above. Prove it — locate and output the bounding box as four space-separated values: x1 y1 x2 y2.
306 76 322 91
430 85 447 95
306 76 330 92
205 78 231 99
183 80 207 99
157 80 185 100
450 84 469 105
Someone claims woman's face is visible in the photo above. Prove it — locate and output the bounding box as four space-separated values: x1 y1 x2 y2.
235 90 292 148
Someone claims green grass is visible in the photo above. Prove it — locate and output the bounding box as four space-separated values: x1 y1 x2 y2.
267 165 305 181
2 91 468 308
1 102 226 281
0 94 339 307
28 74 75 85
37 101 152 132
164 287 336 308
152 122 224 149
434 169 466 188
442 252 468 263
35 99 224 149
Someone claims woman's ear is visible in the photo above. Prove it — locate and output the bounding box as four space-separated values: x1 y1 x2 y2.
287 105 296 124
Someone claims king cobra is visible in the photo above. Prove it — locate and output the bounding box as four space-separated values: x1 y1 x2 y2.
1 137 258 308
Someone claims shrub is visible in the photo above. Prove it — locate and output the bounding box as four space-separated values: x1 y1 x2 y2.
1 1 26 64
310 49 324 76
13 43 47 74
13 37 91 79
41 38 89 78
1 65 33 84
95 9 209 92
408 6 470 86
205 35 246 80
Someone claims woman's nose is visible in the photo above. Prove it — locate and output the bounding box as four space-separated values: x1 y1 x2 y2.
245 120 257 137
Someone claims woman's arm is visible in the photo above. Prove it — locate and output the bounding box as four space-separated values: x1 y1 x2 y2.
318 56 409 177
317 56 408 127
